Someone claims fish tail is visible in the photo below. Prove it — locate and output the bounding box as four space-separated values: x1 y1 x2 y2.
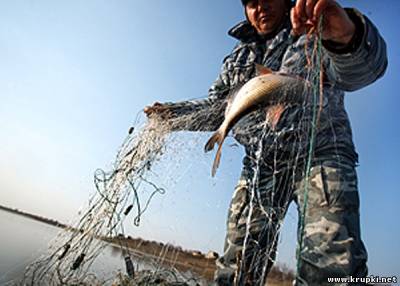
211 143 224 177
204 130 225 177
204 130 223 153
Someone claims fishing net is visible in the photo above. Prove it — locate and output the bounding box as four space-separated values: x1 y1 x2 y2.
19 25 326 286
232 24 326 285
19 104 225 286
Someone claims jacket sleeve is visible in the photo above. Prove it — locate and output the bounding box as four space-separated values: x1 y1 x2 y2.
162 55 232 132
322 8 388 92
279 8 387 93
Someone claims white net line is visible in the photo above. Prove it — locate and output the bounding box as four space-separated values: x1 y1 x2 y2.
19 30 338 286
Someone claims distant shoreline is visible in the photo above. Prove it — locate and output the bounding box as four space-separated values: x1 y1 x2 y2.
0 204 67 229
0 204 218 280
0 204 294 284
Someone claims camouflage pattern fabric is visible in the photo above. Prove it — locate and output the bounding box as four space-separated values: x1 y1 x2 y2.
165 10 387 167
161 7 386 286
215 157 367 286
294 159 368 286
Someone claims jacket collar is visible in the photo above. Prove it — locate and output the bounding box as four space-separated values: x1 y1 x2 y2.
228 21 260 43
228 19 292 43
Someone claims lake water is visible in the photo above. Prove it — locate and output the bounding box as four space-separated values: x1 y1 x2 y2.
0 209 130 285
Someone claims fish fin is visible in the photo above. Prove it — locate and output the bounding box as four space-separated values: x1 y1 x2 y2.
204 131 225 177
211 143 224 177
266 104 286 130
255 64 273 76
204 130 223 152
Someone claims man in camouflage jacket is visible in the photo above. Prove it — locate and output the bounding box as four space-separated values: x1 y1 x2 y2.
145 0 387 285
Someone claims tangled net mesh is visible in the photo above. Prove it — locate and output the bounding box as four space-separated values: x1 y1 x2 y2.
20 105 223 286
233 27 325 285
19 26 330 286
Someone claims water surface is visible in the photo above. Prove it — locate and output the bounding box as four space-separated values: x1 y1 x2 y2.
0 209 129 285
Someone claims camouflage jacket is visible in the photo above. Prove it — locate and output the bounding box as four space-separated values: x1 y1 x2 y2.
167 8 387 163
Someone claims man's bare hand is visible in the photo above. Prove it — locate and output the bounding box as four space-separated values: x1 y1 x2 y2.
144 102 172 119
291 0 356 45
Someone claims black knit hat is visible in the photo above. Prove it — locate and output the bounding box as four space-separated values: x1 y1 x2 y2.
241 0 294 6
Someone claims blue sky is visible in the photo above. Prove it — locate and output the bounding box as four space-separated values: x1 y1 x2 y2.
0 0 399 277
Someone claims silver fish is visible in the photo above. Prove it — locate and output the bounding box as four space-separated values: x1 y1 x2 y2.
204 64 309 176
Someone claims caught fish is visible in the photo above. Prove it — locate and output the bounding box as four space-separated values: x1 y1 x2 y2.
204 64 309 176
